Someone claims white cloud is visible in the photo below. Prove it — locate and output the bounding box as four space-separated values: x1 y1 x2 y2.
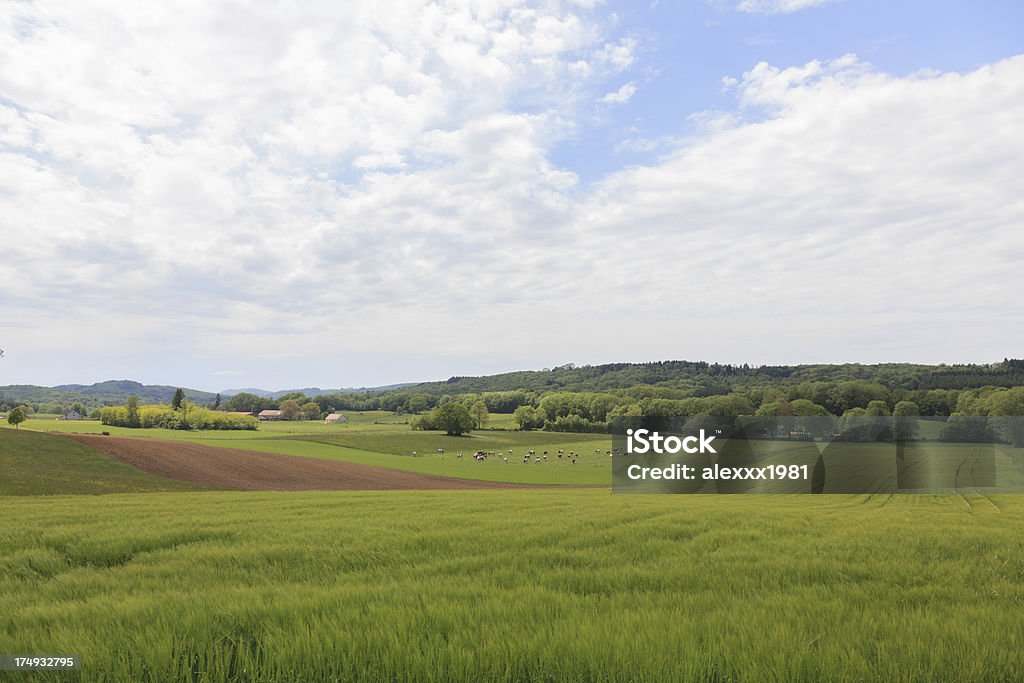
0 0 1021 386
599 82 637 104
735 0 836 14
572 54 1024 363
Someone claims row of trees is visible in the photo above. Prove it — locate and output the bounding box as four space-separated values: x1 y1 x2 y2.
245 381 1008 430
101 396 258 430
0 401 101 418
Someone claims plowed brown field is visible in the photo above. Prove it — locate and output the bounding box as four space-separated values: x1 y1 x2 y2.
64 434 529 490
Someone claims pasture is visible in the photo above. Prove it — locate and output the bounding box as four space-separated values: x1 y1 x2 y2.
7 410 419 439
6 417 1024 489
3 417 615 486
2 490 1024 681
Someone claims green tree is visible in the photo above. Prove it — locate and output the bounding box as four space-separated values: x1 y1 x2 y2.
865 400 891 417
790 399 828 417
513 405 539 430
171 388 185 410
468 400 489 430
279 399 301 421
126 395 141 428
301 402 321 420
222 392 273 413
410 412 437 431
213 393 222 410
939 415 994 443
987 388 1024 446
7 406 26 429
893 401 921 441
406 395 430 414
755 400 793 437
431 403 474 436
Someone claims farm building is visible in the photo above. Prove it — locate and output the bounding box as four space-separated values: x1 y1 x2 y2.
59 410 82 420
226 411 256 418
257 409 283 421
324 413 348 423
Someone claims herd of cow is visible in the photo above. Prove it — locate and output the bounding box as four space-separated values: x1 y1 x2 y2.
409 447 619 464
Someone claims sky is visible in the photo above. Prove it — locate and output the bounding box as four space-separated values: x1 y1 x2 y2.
1 0 1022 392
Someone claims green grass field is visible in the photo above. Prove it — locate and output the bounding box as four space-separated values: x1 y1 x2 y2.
0 430 211 495
2 490 1023 681
7 410 512 438
3 424 1024 679
7 417 1024 489
2 418 615 486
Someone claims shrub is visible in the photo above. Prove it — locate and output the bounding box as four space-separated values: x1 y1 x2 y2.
101 405 257 430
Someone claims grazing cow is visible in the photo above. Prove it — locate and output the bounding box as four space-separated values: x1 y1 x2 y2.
437 448 444 453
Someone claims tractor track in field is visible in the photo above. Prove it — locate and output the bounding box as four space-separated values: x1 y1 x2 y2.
63 434 593 491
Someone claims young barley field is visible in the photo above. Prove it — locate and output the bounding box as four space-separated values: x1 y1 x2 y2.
2 489 1023 682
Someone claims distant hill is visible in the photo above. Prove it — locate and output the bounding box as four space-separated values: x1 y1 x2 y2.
0 379 418 412
1 381 217 412
401 359 1024 395
5 359 1024 415
220 383 416 399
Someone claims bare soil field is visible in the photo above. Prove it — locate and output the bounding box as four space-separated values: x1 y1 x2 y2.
64 434 530 491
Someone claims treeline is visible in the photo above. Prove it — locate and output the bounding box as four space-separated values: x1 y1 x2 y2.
403 359 1024 396
101 400 257 431
219 389 538 417
7 359 1024 426
224 377 1024 435
504 386 1024 443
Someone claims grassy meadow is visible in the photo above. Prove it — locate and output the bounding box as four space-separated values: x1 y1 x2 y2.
4 417 1024 680
2 490 1024 681
6 415 1024 489
8 410 419 439
3 415 614 486
0 429 212 496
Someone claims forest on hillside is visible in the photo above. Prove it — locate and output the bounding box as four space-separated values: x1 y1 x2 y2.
6 361 1024 434
212 360 1024 435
